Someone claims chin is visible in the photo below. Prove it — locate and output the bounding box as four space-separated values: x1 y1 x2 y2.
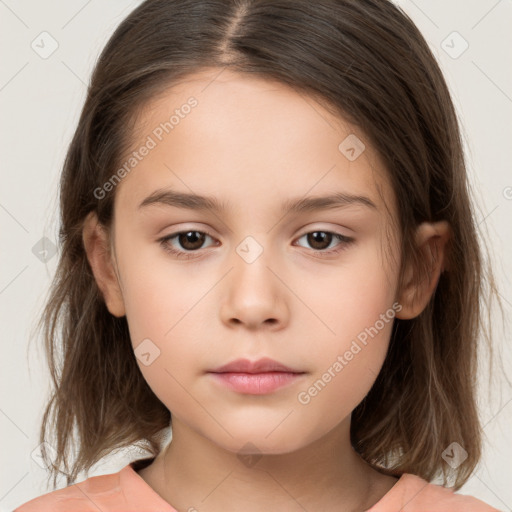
201 420 317 458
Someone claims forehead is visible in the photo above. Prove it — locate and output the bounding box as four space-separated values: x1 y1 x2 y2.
115 68 395 219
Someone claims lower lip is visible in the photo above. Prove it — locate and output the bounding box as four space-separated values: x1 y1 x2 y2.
209 371 305 394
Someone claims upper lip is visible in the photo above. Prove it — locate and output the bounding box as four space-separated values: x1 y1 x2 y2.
209 357 304 374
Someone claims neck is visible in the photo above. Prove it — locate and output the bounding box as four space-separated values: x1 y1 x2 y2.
138 417 398 512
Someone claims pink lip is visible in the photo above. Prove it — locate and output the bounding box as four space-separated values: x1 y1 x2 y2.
209 357 301 374
208 358 306 395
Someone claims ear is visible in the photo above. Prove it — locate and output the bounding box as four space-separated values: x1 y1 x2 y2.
82 211 126 318
395 220 451 320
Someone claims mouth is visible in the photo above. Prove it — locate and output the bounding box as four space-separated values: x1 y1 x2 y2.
207 357 307 395
209 357 304 374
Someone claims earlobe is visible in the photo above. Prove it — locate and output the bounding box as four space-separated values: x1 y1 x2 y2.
82 211 126 318
395 220 451 320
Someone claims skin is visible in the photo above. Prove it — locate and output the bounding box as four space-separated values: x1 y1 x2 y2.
83 68 450 512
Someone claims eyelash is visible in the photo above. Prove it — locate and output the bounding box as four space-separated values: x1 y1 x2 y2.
158 229 354 260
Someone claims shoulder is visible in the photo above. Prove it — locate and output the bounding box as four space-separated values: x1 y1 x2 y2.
371 473 503 512
13 469 123 512
13 460 175 512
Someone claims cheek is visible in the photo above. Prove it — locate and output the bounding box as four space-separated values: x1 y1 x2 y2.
117 260 214 420
298 245 396 415
295 354 384 437
118 242 206 343
127 293 210 420
296 308 394 431
136 361 197 418
304 241 397 345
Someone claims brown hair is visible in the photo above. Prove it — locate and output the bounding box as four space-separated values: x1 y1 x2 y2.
34 0 505 491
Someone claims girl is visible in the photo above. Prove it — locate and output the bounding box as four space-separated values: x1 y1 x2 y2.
14 0 505 510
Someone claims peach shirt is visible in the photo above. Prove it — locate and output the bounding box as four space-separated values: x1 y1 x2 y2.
14 460 502 511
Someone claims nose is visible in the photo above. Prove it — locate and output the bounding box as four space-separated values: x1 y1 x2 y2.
219 245 289 331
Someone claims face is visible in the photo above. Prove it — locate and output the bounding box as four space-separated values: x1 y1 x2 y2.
106 68 402 454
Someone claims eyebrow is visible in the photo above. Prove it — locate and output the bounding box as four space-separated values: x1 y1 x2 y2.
137 188 378 214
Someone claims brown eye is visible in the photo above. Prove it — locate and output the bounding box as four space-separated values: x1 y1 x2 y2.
295 230 353 254
176 231 206 251
158 229 217 260
306 231 333 250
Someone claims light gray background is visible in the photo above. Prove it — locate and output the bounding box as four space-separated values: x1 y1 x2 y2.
1 0 511 510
